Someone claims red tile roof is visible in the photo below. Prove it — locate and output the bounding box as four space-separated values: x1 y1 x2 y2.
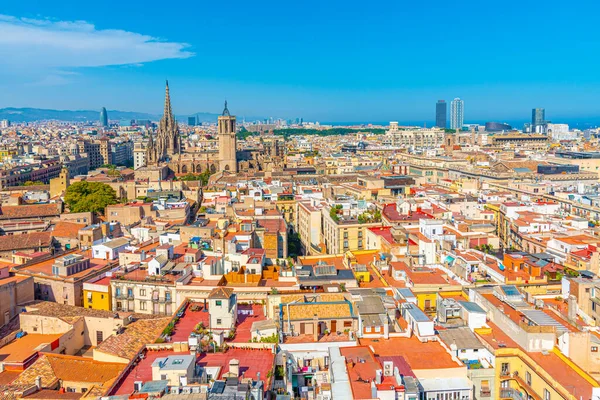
0 204 61 220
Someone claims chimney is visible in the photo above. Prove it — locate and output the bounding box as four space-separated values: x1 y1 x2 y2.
375 369 382 384
568 295 577 321
313 314 319 342
35 376 42 390
229 359 240 377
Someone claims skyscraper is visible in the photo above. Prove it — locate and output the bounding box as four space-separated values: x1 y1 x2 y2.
187 116 196 126
450 98 464 130
99 107 108 127
532 108 545 133
435 100 447 128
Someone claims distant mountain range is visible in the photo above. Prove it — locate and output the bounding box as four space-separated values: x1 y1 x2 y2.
0 107 222 123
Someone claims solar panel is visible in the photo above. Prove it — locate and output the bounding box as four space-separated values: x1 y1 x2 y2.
501 285 521 297
210 381 226 394
314 265 336 276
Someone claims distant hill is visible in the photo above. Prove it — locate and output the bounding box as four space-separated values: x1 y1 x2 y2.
0 107 222 123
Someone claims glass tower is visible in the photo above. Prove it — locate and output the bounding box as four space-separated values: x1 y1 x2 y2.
435 100 447 128
99 107 108 127
531 108 545 133
450 98 464 130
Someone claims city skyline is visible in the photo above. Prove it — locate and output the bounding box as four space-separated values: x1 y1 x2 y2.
1 1 600 122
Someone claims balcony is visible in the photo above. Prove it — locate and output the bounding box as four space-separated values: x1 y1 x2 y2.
480 388 491 397
499 388 524 400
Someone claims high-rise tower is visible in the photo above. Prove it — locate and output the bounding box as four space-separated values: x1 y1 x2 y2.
532 108 545 133
218 101 237 173
435 100 447 128
450 98 464 130
100 107 108 127
147 81 181 165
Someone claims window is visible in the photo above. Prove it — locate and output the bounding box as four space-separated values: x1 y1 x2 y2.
140 301 147 311
526 371 531 386
343 240 349 249
544 389 550 400
96 330 104 344
216 319 222 325
140 289 146 296
344 321 352 328
216 300 222 307
592 346 598 352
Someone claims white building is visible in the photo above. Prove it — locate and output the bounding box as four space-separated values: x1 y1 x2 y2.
450 98 464 130
91 238 130 260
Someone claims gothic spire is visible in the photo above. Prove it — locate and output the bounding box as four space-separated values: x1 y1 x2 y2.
164 80 173 120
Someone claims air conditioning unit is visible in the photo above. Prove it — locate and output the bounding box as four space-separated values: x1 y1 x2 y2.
383 361 394 377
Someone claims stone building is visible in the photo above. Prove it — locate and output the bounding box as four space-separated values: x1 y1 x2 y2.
141 82 266 176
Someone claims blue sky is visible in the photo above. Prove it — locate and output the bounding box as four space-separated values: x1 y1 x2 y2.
1 0 600 124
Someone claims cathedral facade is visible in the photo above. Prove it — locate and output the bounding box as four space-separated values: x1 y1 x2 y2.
144 82 246 176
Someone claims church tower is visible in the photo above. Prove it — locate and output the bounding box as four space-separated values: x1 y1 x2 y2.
218 101 237 173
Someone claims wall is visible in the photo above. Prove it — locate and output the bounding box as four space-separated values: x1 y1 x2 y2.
83 288 111 311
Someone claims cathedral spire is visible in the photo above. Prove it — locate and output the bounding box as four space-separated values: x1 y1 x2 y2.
164 80 173 120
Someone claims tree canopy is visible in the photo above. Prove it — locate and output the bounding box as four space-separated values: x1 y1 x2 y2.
64 181 117 215
177 170 212 185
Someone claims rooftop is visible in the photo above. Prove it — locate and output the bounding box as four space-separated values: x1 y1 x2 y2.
360 336 460 370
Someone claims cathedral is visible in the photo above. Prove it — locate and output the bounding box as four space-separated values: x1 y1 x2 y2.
142 81 257 175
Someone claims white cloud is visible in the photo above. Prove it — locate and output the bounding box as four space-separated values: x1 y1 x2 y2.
0 14 194 70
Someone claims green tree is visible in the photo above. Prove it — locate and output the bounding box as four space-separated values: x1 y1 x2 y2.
64 181 117 215
178 169 212 185
24 181 44 186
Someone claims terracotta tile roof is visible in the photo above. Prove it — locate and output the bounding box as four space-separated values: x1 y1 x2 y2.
282 302 353 320
21 389 82 399
0 204 61 220
208 287 234 299
11 354 123 396
0 232 54 252
51 221 86 239
94 317 171 361
360 336 460 369
10 354 57 388
22 301 120 323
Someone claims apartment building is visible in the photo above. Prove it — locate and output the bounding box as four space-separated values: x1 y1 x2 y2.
321 205 380 254
297 200 324 255
0 266 34 327
14 252 116 307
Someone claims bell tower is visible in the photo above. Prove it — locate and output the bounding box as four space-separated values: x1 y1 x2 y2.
218 101 237 173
